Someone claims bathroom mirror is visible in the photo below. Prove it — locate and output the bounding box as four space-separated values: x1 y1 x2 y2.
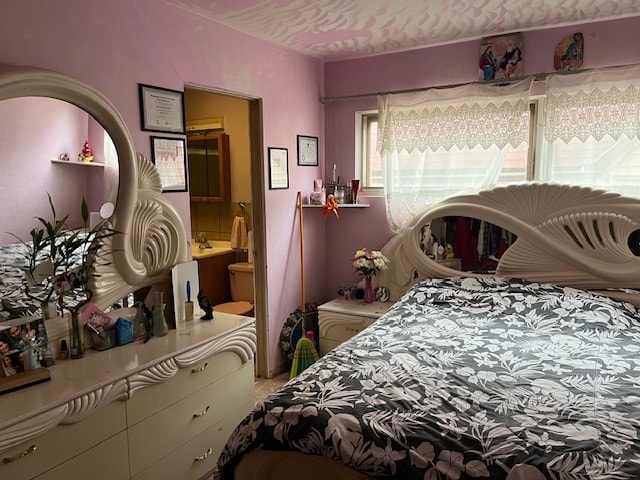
0 64 189 318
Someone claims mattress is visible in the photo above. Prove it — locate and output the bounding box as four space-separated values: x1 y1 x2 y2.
216 276 640 479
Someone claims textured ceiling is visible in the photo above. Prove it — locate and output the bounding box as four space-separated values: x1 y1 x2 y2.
166 0 640 61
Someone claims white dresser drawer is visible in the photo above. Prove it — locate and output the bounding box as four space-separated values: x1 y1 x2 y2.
319 312 377 342
132 400 254 480
128 360 254 476
35 431 129 480
0 400 126 480
127 349 246 426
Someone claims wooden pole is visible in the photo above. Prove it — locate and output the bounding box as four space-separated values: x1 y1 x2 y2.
297 192 305 317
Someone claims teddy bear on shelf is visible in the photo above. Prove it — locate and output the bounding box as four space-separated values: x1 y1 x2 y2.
78 140 94 163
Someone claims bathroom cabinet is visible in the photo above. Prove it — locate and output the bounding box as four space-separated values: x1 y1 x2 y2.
196 251 236 306
187 132 231 203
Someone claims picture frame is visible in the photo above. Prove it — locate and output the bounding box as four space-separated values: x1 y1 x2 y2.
0 316 52 378
139 83 186 134
268 147 289 189
150 136 188 192
478 32 524 81
297 134 319 166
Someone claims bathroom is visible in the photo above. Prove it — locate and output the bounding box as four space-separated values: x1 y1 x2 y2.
184 87 254 316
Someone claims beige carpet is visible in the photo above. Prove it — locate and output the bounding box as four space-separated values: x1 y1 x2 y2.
254 372 289 404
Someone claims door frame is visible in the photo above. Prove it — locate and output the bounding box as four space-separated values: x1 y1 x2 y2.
183 85 270 378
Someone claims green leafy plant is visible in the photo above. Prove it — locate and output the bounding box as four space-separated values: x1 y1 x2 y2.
11 193 118 317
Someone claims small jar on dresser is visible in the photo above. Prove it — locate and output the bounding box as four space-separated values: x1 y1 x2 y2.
318 298 393 356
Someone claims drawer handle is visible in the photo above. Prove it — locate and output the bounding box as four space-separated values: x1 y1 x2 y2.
193 405 211 417
191 362 209 373
194 447 213 462
2 444 37 464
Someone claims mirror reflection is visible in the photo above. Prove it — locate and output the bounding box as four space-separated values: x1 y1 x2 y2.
421 217 518 273
0 96 117 245
0 97 118 320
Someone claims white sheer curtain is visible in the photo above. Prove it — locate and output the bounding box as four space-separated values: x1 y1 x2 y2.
378 77 533 232
539 65 640 197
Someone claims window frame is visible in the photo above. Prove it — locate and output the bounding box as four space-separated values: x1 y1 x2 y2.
355 110 384 196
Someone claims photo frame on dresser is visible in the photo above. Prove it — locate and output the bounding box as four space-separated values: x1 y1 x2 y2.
0 316 52 394
0 317 52 376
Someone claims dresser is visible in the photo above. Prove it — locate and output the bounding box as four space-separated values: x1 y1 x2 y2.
318 298 393 356
0 313 256 480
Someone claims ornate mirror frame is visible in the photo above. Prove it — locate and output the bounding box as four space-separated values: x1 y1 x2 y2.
0 65 189 309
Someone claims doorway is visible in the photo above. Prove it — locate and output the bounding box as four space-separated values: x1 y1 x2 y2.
183 86 269 378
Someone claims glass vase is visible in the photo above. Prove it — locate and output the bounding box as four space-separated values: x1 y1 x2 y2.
364 276 375 304
69 311 85 359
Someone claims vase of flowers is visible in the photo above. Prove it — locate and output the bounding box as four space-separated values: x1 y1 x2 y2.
352 248 390 303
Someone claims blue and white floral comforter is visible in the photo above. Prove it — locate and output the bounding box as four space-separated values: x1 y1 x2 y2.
216 277 640 479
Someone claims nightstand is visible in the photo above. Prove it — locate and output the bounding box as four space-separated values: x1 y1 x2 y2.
318 298 393 356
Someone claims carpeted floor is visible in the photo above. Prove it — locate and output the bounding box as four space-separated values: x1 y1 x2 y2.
254 372 289 404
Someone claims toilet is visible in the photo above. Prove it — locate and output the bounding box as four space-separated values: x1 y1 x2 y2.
213 262 254 316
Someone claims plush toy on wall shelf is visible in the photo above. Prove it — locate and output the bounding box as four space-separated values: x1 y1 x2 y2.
78 139 94 163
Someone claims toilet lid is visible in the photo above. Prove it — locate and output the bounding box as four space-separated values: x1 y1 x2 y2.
213 301 253 315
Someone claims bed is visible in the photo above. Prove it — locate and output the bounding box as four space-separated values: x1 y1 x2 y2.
215 183 640 480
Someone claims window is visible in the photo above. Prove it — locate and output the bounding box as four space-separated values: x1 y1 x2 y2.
356 111 383 190
358 66 640 205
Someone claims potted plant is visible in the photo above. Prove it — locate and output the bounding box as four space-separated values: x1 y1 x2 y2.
12 194 118 358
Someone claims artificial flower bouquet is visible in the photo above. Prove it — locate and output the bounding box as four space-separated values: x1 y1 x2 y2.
352 248 390 277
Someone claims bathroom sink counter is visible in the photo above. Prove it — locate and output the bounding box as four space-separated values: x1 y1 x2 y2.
191 242 234 260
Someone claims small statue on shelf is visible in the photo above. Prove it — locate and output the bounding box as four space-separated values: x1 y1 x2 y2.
197 290 214 321
78 139 94 163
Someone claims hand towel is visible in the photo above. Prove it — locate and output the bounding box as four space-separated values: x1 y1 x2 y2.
231 216 249 250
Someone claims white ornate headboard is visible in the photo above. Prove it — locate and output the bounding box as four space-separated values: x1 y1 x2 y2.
0 64 189 309
379 183 640 303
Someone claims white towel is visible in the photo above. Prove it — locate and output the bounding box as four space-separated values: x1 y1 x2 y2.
231 216 248 250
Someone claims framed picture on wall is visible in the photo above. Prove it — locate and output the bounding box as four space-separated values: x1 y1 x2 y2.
139 83 186 134
268 147 289 189
297 135 318 166
150 136 188 192
478 32 523 81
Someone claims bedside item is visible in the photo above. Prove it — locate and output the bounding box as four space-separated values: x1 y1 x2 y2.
317 298 393 356
337 282 357 300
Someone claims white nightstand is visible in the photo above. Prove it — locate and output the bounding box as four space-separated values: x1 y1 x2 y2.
318 298 393 356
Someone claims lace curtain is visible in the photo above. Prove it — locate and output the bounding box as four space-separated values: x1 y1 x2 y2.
378 77 533 232
539 65 640 197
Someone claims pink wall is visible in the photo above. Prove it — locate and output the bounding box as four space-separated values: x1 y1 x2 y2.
0 0 325 373
1 1 639 373
322 16 640 300
0 97 99 245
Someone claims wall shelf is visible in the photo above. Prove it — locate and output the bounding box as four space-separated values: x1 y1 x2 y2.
51 159 104 167
302 204 369 208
